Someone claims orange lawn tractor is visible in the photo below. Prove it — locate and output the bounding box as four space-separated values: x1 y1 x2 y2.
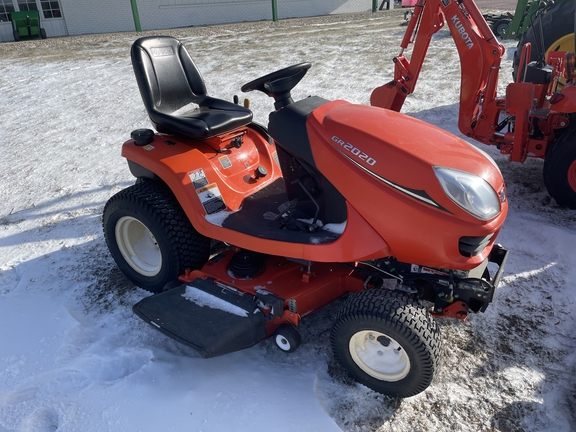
103 36 509 398
371 0 576 209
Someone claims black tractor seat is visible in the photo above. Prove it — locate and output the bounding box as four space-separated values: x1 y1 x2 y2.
131 36 253 139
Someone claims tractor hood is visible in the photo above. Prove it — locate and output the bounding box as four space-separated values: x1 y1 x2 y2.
308 101 505 219
306 100 507 268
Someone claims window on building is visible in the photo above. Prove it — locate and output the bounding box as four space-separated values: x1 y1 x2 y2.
17 0 37 11
0 0 15 22
40 0 60 18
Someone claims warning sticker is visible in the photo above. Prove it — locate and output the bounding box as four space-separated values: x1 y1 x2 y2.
143 145 154 151
421 267 449 277
196 183 226 215
411 264 448 277
219 155 232 169
188 169 226 214
188 168 209 189
272 151 280 168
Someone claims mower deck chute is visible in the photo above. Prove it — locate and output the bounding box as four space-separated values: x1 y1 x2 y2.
133 278 267 358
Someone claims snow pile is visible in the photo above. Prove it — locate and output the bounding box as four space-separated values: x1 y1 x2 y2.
182 285 249 317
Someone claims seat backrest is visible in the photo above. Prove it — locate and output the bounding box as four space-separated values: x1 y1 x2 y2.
131 36 207 116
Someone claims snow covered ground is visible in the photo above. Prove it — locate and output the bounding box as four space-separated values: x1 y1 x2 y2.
1 10 575 432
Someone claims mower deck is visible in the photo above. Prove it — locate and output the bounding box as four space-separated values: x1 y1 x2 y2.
133 250 365 358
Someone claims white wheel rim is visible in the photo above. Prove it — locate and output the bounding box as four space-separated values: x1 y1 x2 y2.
349 330 410 382
115 216 162 277
275 334 291 351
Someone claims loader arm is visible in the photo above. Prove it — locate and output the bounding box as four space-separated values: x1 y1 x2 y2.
371 0 505 139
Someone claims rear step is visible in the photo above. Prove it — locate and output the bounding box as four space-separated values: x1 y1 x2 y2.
133 277 267 358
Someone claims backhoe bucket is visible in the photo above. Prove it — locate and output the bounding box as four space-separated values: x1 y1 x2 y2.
371 82 408 111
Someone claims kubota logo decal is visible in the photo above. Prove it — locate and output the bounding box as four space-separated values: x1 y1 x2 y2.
332 135 377 166
451 15 474 50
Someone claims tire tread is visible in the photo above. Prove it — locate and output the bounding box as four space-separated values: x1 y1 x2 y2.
331 289 442 397
103 181 210 292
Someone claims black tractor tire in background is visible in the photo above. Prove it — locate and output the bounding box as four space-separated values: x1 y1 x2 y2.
330 289 443 398
103 181 211 293
13 30 20 42
40 28 47 39
512 0 574 82
543 126 576 209
491 19 510 38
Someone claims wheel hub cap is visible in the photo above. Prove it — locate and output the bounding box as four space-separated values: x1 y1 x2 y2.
115 216 162 277
349 330 410 382
276 335 291 351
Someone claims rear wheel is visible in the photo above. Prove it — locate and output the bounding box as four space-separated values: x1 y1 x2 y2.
13 30 20 42
103 181 210 293
543 126 576 209
512 1 574 83
491 19 510 38
331 289 442 398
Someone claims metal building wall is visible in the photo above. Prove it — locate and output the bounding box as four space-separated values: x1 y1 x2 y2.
59 0 372 36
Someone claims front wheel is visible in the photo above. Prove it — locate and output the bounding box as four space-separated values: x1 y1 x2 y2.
543 127 576 209
103 181 210 293
273 324 301 353
331 289 442 398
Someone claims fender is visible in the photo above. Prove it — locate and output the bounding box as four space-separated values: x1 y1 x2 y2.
552 85 576 113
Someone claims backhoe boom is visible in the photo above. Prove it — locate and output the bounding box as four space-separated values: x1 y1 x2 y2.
371 0 505 140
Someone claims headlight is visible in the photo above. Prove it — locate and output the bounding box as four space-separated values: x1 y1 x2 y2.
434 167 500 220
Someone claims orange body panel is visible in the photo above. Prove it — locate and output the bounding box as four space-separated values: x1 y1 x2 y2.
554 85 576 113
123 100 507 270
122 125 393 263
122 127 281 212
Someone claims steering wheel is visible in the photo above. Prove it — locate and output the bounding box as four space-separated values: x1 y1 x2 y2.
241 63 312 109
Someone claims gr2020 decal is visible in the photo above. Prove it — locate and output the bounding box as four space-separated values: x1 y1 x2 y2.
332 135 377 166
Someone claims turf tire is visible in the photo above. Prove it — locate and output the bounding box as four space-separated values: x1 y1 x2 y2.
103 181 210 293
273 324 301 353
330 289 443 398
543 125 576 209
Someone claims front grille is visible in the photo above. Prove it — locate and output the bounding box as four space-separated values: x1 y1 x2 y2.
459 234 493 257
